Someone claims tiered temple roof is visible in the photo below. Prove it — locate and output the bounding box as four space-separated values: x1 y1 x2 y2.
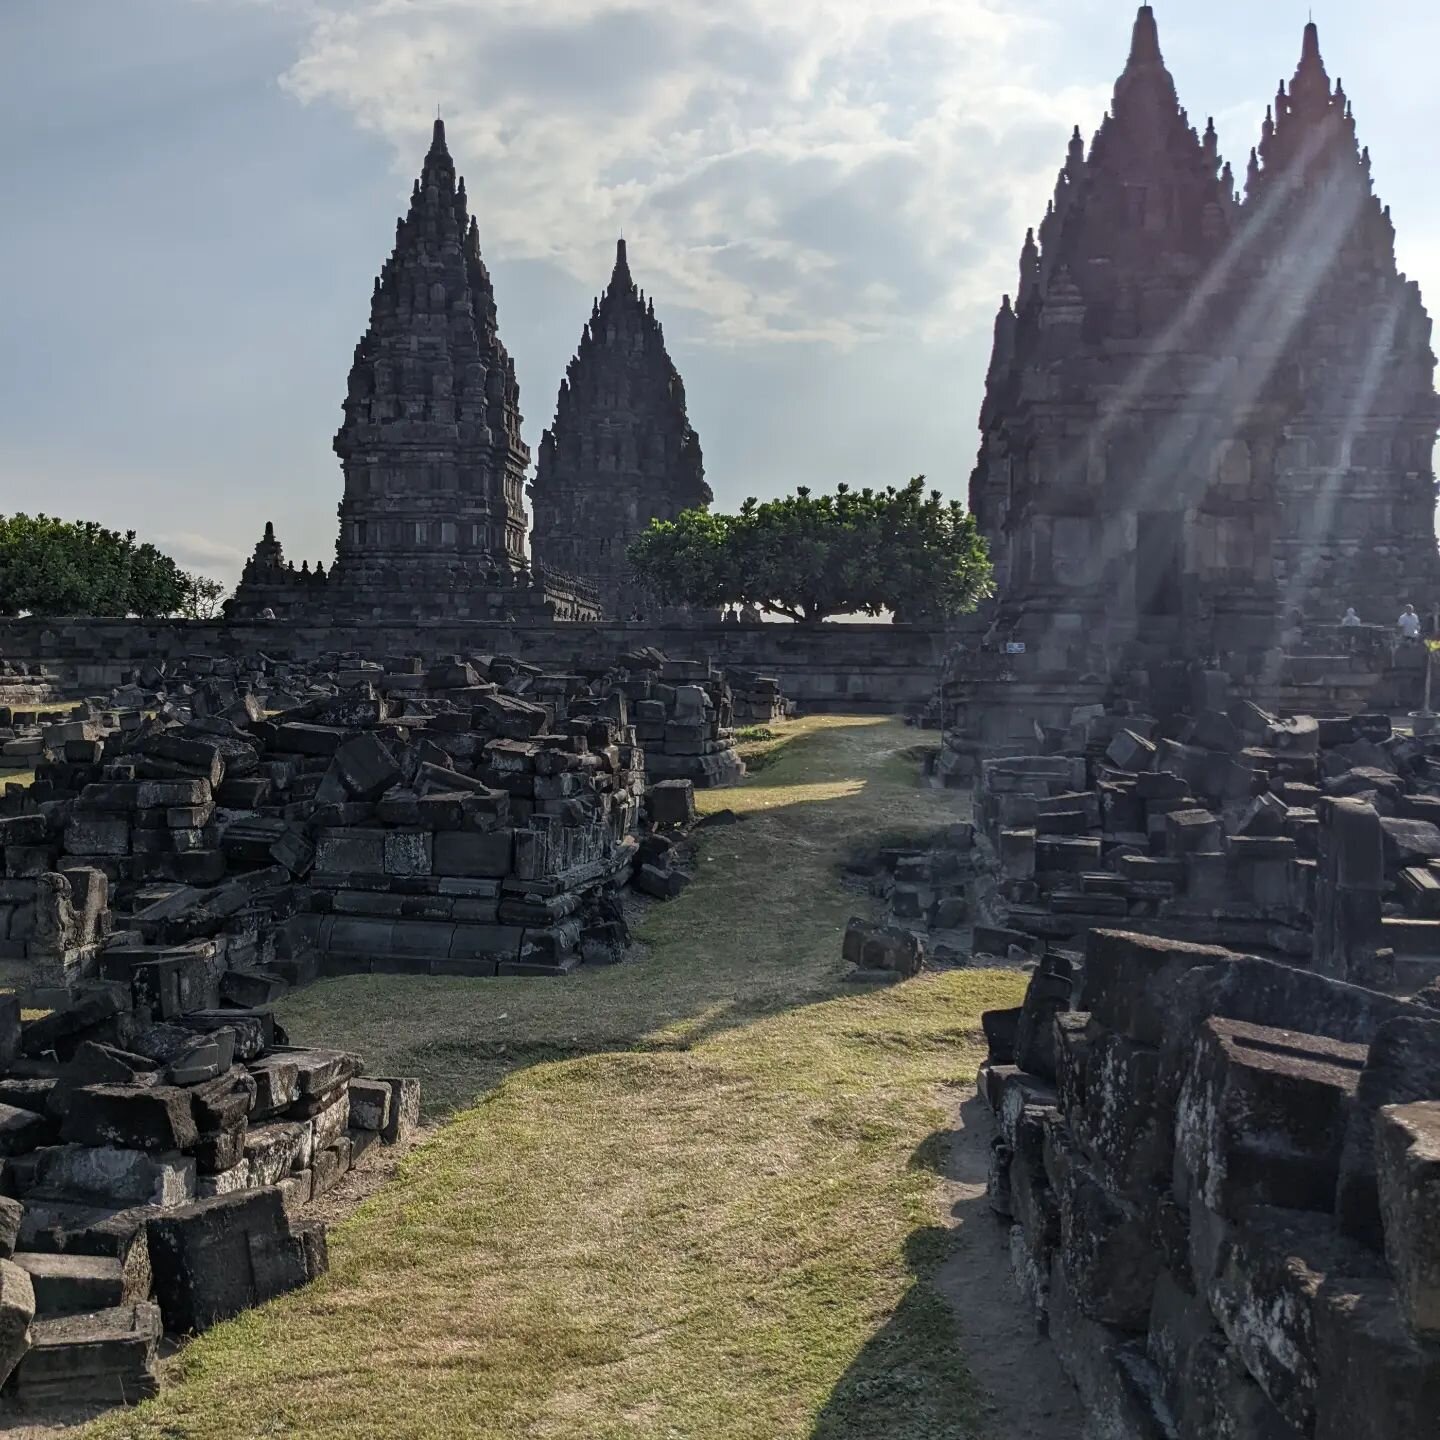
969 7 1438 669
329 120 537 610
530 240 709 618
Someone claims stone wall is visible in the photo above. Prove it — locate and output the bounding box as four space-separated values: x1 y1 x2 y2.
0 619 946 715
981 928 1440 1440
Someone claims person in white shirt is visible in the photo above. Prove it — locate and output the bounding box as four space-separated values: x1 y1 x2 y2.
1341 607 1361 627
1398 604 1423 639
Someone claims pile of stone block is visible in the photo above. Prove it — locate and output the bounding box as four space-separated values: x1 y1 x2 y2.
608 651 745 787
293 707 642 977
725 668 790 726
979 926 1440 1440
838 825 981 978
1 700 112 783
967 690 1440 981
0 976 418 1411
0 645 712 998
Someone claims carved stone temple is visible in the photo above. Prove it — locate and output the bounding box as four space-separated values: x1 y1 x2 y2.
969 7 1439 671
530 240 710 618
230 121 598 622
229 522 329 619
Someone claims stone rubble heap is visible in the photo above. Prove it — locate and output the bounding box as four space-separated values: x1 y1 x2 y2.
606 651 746 787
0 648 715 1003
979 927 1440 1440
963 682 1440 992
724 668 791 727
0 972 417 1409
1 696 92 779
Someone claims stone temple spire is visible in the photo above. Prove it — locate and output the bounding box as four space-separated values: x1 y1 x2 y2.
967 3 1255 642
330 118 533 609
1238 20 1439 620
530 239 710 617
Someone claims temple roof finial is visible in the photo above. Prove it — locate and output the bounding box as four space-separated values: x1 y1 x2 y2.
430 116 448 155
1128 5 1162 67
613 237 632 286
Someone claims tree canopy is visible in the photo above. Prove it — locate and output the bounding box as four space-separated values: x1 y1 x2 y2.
627 479 992 623
0 513 225 619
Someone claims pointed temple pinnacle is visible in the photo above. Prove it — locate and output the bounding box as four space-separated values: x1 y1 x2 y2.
613 237 631 284
428 117 448 156
1302 20 1322 67
1128 5 1162 66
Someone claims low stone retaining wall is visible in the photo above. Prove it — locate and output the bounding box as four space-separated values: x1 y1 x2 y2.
0 618 947 715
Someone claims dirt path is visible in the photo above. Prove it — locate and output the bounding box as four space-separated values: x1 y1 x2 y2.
935 1093 1084 1440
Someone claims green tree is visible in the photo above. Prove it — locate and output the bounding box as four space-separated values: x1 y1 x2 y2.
627 478 992 623
0 513 192 617
178 573 229 620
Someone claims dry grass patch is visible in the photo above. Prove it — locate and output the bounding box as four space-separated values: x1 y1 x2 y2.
82 717 1025 1440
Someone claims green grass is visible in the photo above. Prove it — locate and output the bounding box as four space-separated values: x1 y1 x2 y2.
83 717 1024 1440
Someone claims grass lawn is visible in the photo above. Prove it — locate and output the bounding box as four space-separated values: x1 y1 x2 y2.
84 716 1025 1440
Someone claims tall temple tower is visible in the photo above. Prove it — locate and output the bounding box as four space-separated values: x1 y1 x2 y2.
329 121 564 616
1242 22 1439 621
969 6 1269 668
530 240 709 618
968 7 1439 668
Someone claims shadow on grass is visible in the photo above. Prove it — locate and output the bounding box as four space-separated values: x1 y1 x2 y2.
808 1128 985 1439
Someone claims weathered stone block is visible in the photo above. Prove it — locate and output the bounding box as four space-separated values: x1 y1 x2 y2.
1013 953 1074 1083
1201 1206 1385 1432
61 1084 200 1152
1047 1119 1158 1332
0 1196 21 1260
333 731 401 801
146 1188 313 1333
1081 930 1235 1048
313 827 387 875
347 1077 392 1133
647 779 696 828
1047 1253 1174 1438
243 1121 308 1187
14 1251 135 1317
1175 1018 1365 1217
64 813 132 857
1336 1018 1440 1250
433 829 513 878
1075 1029 1168 1198
25 1144 195 1209
1107 730 1157 772
383 829 433 876
1375 1100 1440 1339
998 827 1036 881
1313 1279 1440 1440
0 1101 53 1157
0 1257 35 1388
10 1301 161 1405
1166 808 1223 856
378 1076 421 1144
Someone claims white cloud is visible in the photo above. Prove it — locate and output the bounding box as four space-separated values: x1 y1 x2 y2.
155 531 248 575
247 0 1107 348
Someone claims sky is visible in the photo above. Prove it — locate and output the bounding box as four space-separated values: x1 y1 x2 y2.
3 0 1440 587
